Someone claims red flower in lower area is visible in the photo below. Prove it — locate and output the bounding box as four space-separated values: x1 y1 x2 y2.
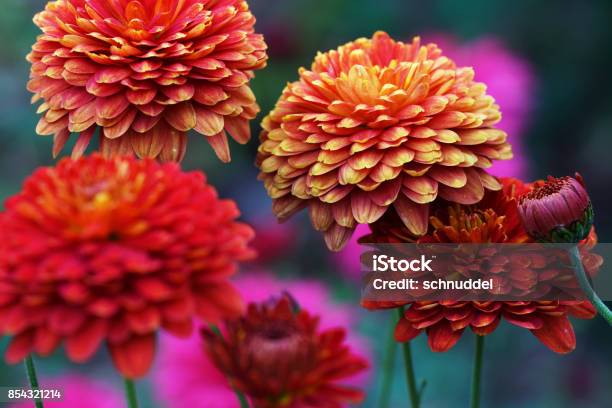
395 300 595 353
0 155 254 378
203 296 368 407
364 178 597 353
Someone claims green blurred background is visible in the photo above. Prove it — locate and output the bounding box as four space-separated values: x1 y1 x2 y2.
1 0 612 407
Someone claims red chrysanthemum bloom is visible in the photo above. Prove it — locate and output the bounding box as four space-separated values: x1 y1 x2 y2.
203 295 368 407
256 31 511 251
363 178 598 354
28 0 267 162
0 155 255 378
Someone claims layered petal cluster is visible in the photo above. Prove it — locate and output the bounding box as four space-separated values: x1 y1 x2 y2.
203 294 368 407
0 155 254 378
256 31 511 251
363 178 597 353
28 0 267 162
434 35 535 179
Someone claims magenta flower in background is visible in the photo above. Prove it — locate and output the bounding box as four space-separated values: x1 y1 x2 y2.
248 217 298 264
433 35 535 179
10 375 122 408
152 272 371 408
332 224 370 282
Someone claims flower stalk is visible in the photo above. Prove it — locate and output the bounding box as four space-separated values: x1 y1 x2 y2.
570 247 612 326
470 335 485 408
209 324 250 407
378 314 398 408
123 378 138 408
24 355 44 408
396 307 420 408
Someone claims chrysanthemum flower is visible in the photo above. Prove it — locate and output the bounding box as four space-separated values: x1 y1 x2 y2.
363 178 598 354
28 0 267 162
202 291 368 407
433 35 535 179
0 155 254 378
153 273 370 408
256 31 511 251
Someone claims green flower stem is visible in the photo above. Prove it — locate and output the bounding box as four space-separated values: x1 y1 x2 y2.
235 388 250 408
209 324 250 407
470 335 485 408
396 306 420 408
378 313 398 408
570 246 612 326
24 355 44 408
123 378 139 408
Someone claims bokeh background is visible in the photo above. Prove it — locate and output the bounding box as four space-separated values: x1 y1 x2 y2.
1 0 612 407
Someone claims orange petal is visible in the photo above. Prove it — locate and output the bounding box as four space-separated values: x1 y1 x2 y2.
126 88 157 105
96 94 129 120
428 166 467 188
395 317 422 342
194 283 244 323
437 168 484 205
323 223 354 251
165 102 196 132
309 200 334 231
194 107 224 136
427 321 463 352
130 128 165 159
100 134 133 157
161 83 195 102
65 319 107 362
224 116 251 144
393 196 429 236
477 169 502 191
132 112 161 133
34 326 61 356
369 179 401 206
530 316 576 354
193 84 228 106
332 199 356 228
71 127 96 159
272 196 306 220
94 66 132 84
206 132 231 163
5 331 34 364
109 334 156 379
52 128 71 158
159 130 187 162
351 191 386 224
103 108 137 139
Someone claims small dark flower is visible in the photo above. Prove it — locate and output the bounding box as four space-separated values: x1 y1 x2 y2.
203 295 368 407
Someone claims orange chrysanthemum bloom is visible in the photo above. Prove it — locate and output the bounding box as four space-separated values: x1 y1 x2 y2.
0 155 254 378
362 178 598 354
256 31 511 251
28 0 267 162
203 295 368 407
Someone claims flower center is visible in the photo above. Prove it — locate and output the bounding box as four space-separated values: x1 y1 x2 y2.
245 323 314 372
522 176 570 201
